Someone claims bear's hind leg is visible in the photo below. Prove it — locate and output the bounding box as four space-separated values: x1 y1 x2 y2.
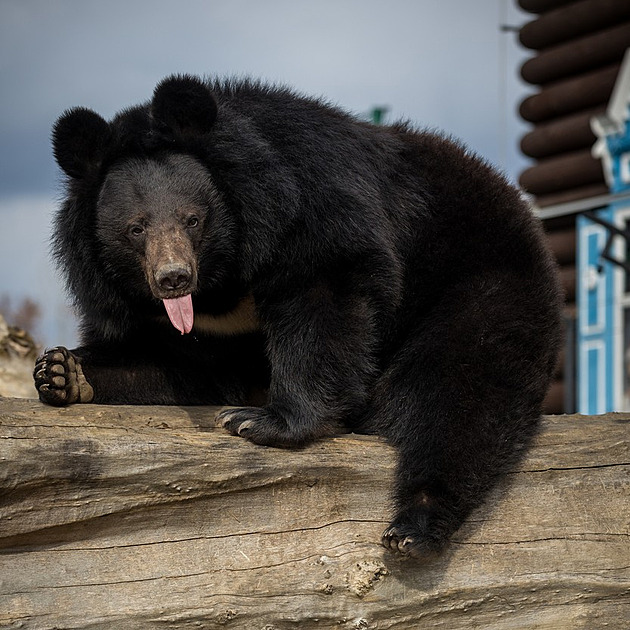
382 452 471 560
374 320 544 559
381 415 478 560
380 399 535 560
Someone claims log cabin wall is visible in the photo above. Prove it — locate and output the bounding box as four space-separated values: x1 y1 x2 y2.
517 0 630 413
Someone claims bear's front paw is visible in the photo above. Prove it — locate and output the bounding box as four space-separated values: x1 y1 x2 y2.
33 346 94 406
218 406 312 448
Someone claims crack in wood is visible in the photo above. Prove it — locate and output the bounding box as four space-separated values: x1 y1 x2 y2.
514 566 630 578
514 462 630 474
3 518 387 552
453 533 630 546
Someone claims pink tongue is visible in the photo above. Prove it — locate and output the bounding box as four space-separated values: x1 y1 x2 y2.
163 295 194 334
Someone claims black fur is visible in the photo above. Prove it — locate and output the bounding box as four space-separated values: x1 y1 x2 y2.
35 75 563 558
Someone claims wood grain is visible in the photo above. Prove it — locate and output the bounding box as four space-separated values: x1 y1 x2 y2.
1 398 628 629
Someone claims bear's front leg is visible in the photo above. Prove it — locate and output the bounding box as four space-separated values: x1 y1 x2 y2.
33 346 94 406
219 283 377 448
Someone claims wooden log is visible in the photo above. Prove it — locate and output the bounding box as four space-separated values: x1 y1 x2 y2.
519 63 620 123
541 378 563 414
1 398 628 629
535 182 609 208
520 106 602 159
519 0 630 50
517 0 574 17
521 22 630 86
519 148 604 196
557 263 576 303
544 227 576 265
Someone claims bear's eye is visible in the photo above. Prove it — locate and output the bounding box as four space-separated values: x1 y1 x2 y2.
129 225 145 236
186 216 199 228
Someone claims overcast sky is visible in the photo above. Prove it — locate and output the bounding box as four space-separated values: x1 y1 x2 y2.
0 0 533 346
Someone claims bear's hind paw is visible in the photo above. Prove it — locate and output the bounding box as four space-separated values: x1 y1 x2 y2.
381 521 445 562
33 346 94 406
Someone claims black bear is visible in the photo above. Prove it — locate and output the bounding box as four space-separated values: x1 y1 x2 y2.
35 75 563 559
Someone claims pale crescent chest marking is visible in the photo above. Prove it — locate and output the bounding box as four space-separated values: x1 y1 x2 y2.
193 294 260 336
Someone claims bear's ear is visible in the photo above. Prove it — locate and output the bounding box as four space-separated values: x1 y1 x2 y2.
53 107 111 179
151 75 217 137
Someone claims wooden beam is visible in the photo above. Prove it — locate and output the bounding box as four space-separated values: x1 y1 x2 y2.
519 148 604 197
521 22 630 86
519 63 620 123
518 0 575 17
520 107 602 160
519 0 630 50
1 398 629 629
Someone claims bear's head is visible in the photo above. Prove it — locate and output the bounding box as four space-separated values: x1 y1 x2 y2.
53 74 218 180
52 76 236 334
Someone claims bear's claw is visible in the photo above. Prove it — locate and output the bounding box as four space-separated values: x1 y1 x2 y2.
381 525 417 557
219 410 253 436
33 346 94 406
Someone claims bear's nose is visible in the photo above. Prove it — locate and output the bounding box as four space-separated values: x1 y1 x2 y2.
155 263 192 292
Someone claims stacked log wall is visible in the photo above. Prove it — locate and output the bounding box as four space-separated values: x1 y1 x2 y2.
517 0 630 412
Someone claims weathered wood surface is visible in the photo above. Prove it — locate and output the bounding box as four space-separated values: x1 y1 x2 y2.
0 398 628 629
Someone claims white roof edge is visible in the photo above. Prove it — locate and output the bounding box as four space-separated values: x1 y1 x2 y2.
533 189 630 221
588 48 630 187
607 47 630 127
590 48 630 140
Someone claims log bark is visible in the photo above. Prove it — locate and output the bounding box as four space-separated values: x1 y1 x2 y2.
519 148 604 197
519 63 619 122
520 22 630 86
1 398 628 629
520 107 602 160
544 227 575 265
534 182 609 208
517 0 574 18
519 0 630 50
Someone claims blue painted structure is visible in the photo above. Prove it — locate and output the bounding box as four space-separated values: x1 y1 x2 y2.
577 208 616 414
577 49 630 413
